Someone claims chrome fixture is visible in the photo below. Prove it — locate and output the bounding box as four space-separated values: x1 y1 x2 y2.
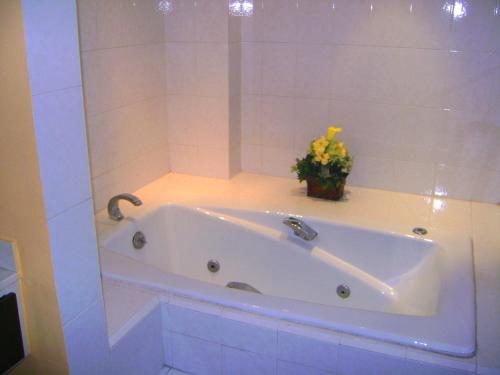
283 217 318 241
107 193 143 221
337 284 351 299
413 227 428 236
132 231 147 249
226 281 262 294
207 259 220 273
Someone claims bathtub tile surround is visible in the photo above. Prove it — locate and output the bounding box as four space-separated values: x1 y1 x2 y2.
277 360 334 375
337 346 408 375
105 304 164 375
223 346 275 375
102 278 158 342
78 0 170 211
77 0 499 204
277 325 340 372
221 308 277 356
164 295 223 342
79 0 247 211
171 332 223 375
164 0 241 179
154 283 476 375
164 370 190 375
406 347 476 373
238 0 500 203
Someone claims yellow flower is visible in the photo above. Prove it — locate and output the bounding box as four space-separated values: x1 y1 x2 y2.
338 146 347 158
314 152 330 165
327 127 343 141
327 141 348 158
337 142 348 157
312 136 328 155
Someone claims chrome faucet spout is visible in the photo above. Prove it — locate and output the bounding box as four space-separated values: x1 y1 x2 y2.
107 193 142 221
283 216 318 241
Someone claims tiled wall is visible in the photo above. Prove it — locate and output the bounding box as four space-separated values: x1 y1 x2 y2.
239 0 500 203
78 0 170 211
21 0 106 373
22 3 170 374
79 0 499 206
161 295 477 375
164 0 239 178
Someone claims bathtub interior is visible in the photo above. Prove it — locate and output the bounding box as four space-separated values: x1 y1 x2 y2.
210 207 437 282
101 204 441 317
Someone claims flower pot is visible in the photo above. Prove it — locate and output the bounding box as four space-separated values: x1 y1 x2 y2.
306 178 345 201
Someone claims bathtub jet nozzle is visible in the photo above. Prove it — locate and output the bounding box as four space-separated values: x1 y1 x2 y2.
337 284 351 299
132 231 147 249
283 216 318 241
207 259 220 273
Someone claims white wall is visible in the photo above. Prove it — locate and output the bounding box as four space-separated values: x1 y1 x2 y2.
239 0 500 203
78 0 170 211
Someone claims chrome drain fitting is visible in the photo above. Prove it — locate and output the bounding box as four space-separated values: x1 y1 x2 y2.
337 284 351 299
412 227 428 236
207 259 220 273
132 231 147 249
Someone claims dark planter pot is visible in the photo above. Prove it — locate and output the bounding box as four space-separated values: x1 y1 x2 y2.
306 178 345 201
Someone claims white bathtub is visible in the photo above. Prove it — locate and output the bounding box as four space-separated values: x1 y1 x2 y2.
99 203 475 357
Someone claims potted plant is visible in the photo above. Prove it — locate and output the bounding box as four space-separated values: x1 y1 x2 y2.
292 127 353 201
